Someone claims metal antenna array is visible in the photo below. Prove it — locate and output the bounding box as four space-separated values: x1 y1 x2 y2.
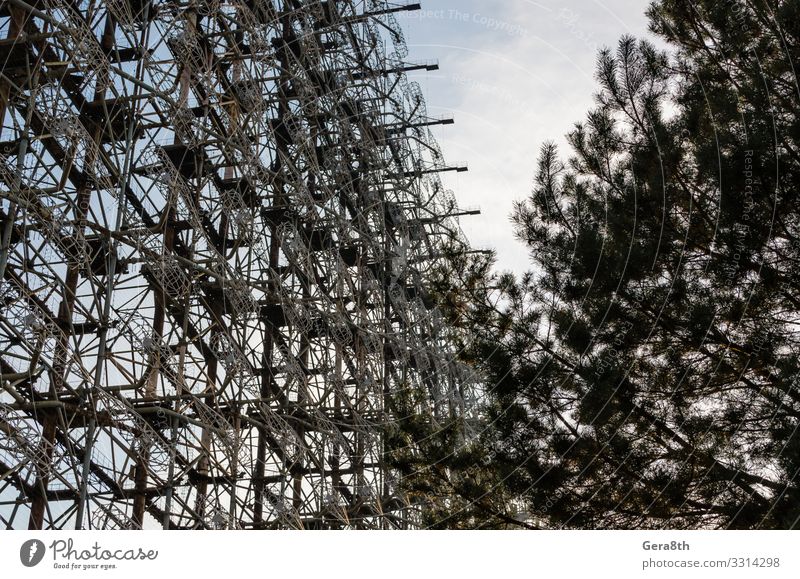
0 0 478 529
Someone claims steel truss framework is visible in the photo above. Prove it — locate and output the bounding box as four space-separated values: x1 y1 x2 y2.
0 0 478 529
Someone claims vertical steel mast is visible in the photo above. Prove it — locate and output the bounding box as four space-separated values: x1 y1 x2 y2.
0 0 477 529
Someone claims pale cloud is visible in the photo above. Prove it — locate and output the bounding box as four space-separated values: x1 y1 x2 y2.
400 0 652 272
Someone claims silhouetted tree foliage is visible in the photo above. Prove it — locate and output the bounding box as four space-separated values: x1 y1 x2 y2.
384 244 527 529
391 0 800 529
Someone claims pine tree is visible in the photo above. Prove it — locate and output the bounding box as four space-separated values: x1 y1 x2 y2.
451 0 800 529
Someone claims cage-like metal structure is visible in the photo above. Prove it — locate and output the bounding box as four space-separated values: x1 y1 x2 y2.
0 0 478 529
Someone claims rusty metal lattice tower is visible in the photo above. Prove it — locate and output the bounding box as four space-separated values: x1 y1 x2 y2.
0 0 478 529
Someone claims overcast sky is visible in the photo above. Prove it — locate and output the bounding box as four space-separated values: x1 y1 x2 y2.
398 0 653 273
